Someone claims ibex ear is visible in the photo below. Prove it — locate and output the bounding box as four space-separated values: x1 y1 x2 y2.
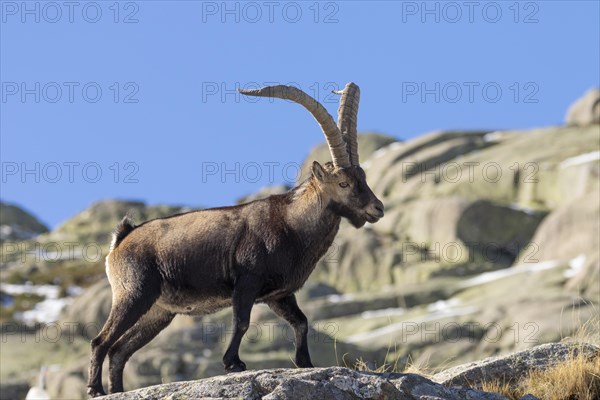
311 161 326 182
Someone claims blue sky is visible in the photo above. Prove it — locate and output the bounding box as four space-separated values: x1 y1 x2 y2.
1 0 599 228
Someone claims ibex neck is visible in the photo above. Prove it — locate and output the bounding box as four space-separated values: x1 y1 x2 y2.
285 179 340 238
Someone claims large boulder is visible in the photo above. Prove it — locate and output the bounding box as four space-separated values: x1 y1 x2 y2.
523 192 600 300
433 342 600 388
526 192 600 263
368 126 598 210
46 361 89 400
366 131 492 203
565 88 600 126
456 200 547 263
61 279 112 340
565 251 599 301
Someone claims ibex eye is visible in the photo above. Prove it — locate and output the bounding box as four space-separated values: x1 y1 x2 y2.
339 182 349 188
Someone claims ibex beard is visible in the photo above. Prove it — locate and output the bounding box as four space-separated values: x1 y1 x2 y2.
87 82 384 397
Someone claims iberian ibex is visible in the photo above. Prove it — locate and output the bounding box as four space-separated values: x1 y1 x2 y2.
87 82 384 396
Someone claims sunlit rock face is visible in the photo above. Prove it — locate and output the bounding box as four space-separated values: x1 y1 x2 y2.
565 88 600 126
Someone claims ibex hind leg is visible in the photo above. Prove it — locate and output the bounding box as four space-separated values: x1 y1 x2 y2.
107 305 174 393
87 274 161 397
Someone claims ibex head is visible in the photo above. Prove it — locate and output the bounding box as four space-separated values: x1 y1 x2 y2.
240 82 384 228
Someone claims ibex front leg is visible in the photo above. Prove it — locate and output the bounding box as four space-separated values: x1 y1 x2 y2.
223 274 261 372
267 294 314 368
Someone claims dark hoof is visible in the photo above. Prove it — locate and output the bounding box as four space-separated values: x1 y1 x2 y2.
87 386 106 397
295 357 315 368
225 361 247 373
296 360 314 368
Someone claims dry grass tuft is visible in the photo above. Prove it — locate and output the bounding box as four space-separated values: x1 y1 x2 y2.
478 311 599 399
351 340 403 374
349 341 434 377
518 350 600 400
478 342 600 400
480 380 521 399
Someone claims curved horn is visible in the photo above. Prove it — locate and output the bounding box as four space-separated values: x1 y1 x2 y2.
239 85 351 169
333 82 360 165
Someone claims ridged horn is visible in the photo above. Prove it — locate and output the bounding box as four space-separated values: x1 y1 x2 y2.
333 82 360 165
239 85 351 169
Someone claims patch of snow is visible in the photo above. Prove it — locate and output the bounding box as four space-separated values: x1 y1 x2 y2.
421 305 478 322
25 385 50 400
563 254 587 278
18 297 73 325
362 141 404 171
0 283 61 299
1 283 84 325
44 247 86 261
361 307 405 319
371 141 403 160
346 322 405 343
426 298 460 312
326 293 355 303
483 131 504 143
460 257 581 288
0 225 41 241
560 151 600 169
508 203 537 215
346 305 478 343
66 285 84 297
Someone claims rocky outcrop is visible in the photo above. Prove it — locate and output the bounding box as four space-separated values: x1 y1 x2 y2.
95 342 600 399
0 200 191 286
100 367 507 400
62 279 112 340
309 124 599 294
523 192 600 300
565 88 600 126
526 192 599 263
433 342 600 388
0 202 48 242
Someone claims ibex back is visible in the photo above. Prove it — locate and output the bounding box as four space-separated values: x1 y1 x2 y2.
87 82 384 397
